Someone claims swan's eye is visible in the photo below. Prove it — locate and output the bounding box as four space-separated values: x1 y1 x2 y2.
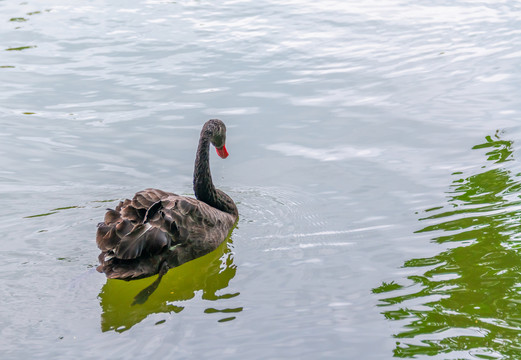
212 133 225 148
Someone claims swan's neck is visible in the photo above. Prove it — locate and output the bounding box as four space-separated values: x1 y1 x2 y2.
193 133 238 217
193 134 215 204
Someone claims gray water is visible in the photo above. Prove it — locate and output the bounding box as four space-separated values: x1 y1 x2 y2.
2 0 521 359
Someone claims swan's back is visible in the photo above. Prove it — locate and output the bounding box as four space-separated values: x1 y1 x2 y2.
96 188 237 280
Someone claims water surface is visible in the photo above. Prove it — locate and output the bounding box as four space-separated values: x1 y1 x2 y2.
1 0 521 359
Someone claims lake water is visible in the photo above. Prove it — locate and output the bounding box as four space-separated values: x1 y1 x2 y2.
2 0 521 358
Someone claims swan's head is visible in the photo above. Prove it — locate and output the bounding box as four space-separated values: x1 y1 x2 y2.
206 119 229 159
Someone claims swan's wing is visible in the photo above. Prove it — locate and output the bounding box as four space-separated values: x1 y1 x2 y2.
96 189 177 260
114 223 165 260
160 196 236 258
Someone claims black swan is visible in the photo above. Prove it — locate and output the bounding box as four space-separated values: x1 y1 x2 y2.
96 119 238 287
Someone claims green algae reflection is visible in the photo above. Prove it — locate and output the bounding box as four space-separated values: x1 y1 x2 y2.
5 45 36 51
374 131 521 358
98 239 240 332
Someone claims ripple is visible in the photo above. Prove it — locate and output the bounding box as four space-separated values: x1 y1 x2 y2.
256 225 393 241
267 143 382 161
203 107 259 115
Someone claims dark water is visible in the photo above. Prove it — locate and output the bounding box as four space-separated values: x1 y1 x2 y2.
2 0 521 359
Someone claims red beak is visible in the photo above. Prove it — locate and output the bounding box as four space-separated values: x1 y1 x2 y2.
216 145 229 159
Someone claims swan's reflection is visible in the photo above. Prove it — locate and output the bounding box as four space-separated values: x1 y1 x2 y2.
98 239 239 332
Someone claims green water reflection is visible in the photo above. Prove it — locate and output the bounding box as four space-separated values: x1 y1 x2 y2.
375 131 521 358
98 240 240 332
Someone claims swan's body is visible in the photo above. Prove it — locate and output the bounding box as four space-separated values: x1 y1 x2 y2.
96 119 238 280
